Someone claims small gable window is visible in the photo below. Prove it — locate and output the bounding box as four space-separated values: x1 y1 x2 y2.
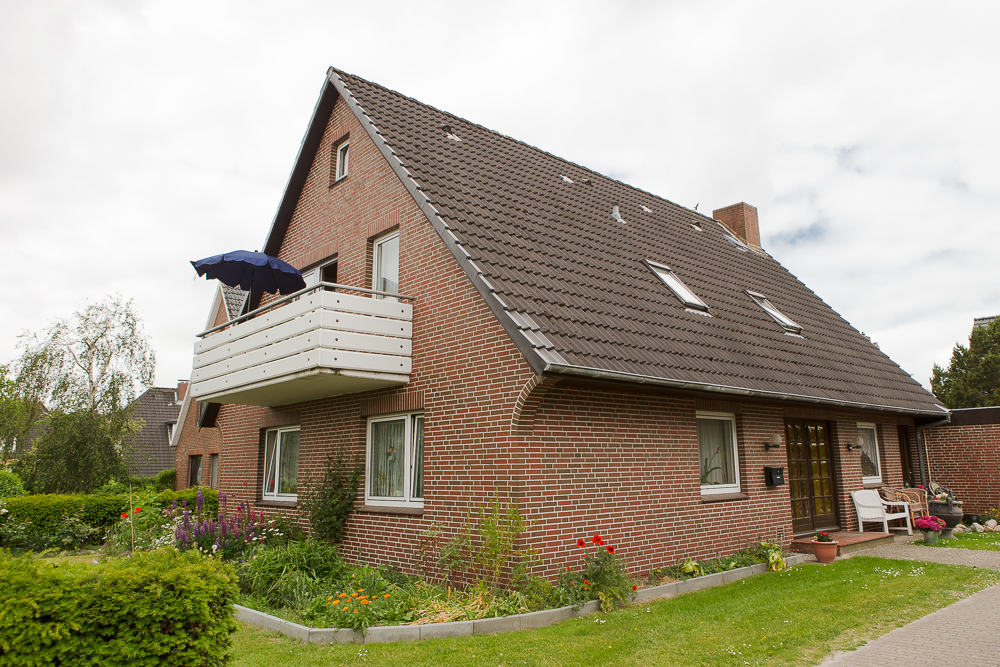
746 291 801 334
646 260 708 312
331 135 350 184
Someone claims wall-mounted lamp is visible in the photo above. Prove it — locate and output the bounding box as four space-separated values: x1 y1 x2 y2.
765 434 783 451
846 435 864 452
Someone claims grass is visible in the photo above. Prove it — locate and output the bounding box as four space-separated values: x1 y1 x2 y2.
920 531 1000 550
229 556 999 666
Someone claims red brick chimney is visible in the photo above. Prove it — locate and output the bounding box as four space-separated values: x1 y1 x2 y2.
176 381 189 402
712 202 761 250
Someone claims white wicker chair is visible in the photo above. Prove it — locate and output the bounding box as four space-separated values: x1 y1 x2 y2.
850 489 912 535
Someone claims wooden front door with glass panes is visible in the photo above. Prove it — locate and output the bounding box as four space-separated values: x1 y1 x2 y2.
785 420 839 534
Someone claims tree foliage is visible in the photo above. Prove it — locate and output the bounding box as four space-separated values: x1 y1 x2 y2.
931 318 1000 409
0 364 44 459
9 296 155 493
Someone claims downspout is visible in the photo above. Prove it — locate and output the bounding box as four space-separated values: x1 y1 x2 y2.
915 415 950 488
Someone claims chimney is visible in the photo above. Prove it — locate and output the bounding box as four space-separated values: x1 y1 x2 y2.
176 380 189 402
712 202 761 250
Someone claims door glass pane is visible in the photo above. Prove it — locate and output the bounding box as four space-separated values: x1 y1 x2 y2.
264 430 278 495
374 235 399 299
411 417 424 499
370 419 405 497
697 418 735 486
278 431 299 495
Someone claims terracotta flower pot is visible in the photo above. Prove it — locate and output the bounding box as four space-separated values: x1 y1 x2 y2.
812 540 838 564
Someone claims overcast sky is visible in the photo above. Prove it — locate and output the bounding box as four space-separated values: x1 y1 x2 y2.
2 1 998 393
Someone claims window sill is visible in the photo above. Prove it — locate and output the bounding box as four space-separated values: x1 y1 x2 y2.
256 500 297 509
863 481 884 490
356 504 423 516
701 492 749 503
328 176 348 189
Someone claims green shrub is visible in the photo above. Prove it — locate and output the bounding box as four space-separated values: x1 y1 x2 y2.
238 539 349 608
555 535 634 610
155 467 176 490
0 548 238 666
300 451 363 543
0 471 25 498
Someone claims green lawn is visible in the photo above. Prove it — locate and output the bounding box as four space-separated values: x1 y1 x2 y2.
921 531 1000 550
230 557 999 667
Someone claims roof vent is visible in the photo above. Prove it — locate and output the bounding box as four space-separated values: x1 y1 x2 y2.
581 177 592 185
440 124 462 142
691 221 702 232
641 205 652 213
612 205 626 225
561 175 574 184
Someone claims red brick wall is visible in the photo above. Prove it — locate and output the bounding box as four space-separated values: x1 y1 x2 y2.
924 423 1000 514
197 90 920 581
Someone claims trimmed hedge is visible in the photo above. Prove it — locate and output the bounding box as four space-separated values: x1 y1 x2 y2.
3 488 219 534
0 548 237 666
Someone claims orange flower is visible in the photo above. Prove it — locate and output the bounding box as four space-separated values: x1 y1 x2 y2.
332 600 340 605
327 597 333 601
353 609 358 614
339 593 347 598
383 594 390 599
351 593 358 598
361 600 370 605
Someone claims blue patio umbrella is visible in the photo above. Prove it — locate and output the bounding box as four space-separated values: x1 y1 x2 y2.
190 250 306 295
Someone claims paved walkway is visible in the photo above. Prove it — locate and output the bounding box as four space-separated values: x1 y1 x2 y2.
817 535 1000 666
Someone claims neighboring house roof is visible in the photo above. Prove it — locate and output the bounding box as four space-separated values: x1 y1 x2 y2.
974 315 996 329
258 68 946 417
222 285 248 320
128 387 181 476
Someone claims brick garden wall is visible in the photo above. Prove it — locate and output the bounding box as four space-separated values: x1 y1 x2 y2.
925 413 1000 514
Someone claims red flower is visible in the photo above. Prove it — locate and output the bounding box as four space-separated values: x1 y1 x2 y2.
577 538 586 548
121 512 128 519
592 535 603 545
134 507 141 513
632 585 637 591
607 545 615 554
566 566 570 571
584 580 589 585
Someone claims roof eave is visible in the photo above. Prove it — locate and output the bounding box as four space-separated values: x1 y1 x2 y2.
543 362 949 418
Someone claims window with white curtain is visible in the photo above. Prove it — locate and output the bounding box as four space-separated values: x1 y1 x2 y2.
696 412 740 495
373 232 400 300
857 423 881 484
263 427 300 500
367 412 424 507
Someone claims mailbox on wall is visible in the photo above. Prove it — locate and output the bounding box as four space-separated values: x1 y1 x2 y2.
764 466 785 486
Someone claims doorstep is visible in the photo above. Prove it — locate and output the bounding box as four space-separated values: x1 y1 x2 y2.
790 531 895 557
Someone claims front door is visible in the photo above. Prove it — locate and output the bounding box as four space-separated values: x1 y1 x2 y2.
898 425 914 488
786 420 839 535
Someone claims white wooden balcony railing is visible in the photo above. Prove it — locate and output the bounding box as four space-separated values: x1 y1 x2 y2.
188 283 413 407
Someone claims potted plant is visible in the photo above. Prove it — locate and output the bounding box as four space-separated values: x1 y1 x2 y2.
915 515 946 545
811 531 838 564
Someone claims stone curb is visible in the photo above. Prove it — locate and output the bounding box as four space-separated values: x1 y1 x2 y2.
237 554 806 645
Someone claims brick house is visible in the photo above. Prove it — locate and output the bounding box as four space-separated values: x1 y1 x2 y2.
923 407 1000 516
174 68 947 578
126 385 184 476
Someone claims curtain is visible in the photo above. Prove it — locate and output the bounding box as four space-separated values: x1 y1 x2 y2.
370 419 405 497
411 417 424 499
263 430 278 496
376 235 399 296
697 418 735 486
278 431 299 495
859 427 879 478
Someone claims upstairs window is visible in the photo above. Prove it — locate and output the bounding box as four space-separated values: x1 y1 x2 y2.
332 138 350 182
366 412 424 508
646 260 708 312
263 427 299 501
303 259 338 289
746 291 801 334
373 231 400 300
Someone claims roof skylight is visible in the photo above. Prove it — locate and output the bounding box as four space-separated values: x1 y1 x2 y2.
746 291 801 333
641 205 652 213
646 260 708 311
561 175 574 184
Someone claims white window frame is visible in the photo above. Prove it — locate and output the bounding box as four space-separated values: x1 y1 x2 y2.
372 231 400 301
645 260 709 312
210 453 219 488
696 411 741 495
746 291 802 334
263 426 300 501
302 258 338 289
857 422 881 484
365 411 424 509
335 140 350 181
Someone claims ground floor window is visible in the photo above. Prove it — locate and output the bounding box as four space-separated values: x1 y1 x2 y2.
857 423 881 484
366 412 424 507
696 411 740 495
210 453 219 488
263 427 300 501
188 455 202 487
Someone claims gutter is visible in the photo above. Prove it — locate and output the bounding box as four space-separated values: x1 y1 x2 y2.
915 414 952 488
543 362 951 418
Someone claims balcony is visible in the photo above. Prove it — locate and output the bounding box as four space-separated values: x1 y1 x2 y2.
189 284 413 407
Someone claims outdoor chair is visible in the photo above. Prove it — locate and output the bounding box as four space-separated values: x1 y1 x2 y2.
850 489 913 535
894 488 929 523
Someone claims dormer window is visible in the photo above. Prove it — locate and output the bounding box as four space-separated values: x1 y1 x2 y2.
747 291 801 334
646 260 708 312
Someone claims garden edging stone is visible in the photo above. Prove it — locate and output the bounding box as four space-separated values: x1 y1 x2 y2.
237 554 806 645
